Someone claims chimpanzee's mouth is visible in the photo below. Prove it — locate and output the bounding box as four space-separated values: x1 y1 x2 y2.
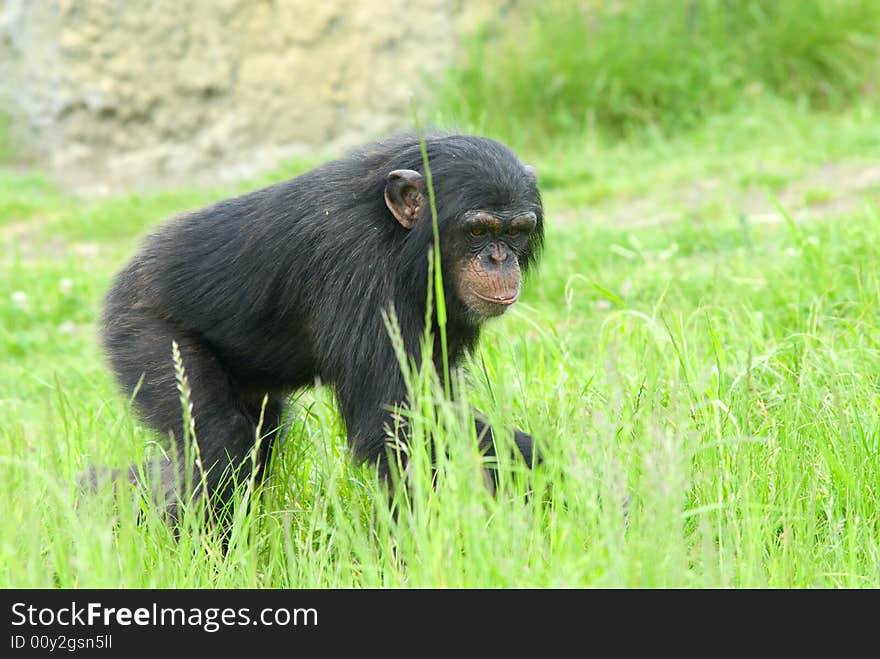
473 291 519 306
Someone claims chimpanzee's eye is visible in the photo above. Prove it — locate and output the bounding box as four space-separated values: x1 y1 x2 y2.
506 229 520 238
469 227 486 238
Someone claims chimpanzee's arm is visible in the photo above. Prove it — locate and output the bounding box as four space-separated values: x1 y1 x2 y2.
475 416 537 468
337 364 536 482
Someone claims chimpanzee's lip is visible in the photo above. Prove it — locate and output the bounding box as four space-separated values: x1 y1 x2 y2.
473 290 519 305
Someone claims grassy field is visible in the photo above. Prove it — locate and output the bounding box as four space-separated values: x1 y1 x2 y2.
2 0 880 588
2 101 879 587
438 0 880 144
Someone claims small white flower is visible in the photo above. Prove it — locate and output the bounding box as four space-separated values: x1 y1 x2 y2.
58 321 76 335
785 247 798 256
596 299 612 310
59 278 74 296
11 291 28 309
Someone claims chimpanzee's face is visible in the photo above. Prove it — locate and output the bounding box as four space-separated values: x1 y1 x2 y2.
447 209 538 321
384 161 543 325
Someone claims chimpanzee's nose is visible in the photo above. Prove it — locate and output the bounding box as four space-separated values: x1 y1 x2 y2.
488 245 509 265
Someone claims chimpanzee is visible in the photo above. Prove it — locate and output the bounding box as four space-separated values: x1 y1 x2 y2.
99 132 543 515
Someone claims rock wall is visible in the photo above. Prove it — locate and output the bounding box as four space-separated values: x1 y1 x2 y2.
0 0 491 190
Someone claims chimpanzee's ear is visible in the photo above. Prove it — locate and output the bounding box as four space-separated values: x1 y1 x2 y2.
524 165 537 184
384 169 425 229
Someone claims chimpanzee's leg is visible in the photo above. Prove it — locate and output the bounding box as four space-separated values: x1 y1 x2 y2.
102 307 267 518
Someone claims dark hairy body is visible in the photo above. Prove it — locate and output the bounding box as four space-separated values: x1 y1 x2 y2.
101 133 543 514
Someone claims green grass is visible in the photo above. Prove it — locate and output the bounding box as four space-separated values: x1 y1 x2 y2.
436 0 880 145
527 99 880 213
1 104 879 587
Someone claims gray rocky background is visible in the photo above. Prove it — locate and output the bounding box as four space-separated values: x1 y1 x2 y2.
0 0 493 191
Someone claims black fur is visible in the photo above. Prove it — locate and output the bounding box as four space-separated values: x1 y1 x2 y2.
100 132 544 512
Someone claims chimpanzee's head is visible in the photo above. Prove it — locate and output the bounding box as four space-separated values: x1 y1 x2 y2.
383 135 543 324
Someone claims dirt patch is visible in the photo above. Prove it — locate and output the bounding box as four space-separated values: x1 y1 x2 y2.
563 159 880 229
1 217 103 263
